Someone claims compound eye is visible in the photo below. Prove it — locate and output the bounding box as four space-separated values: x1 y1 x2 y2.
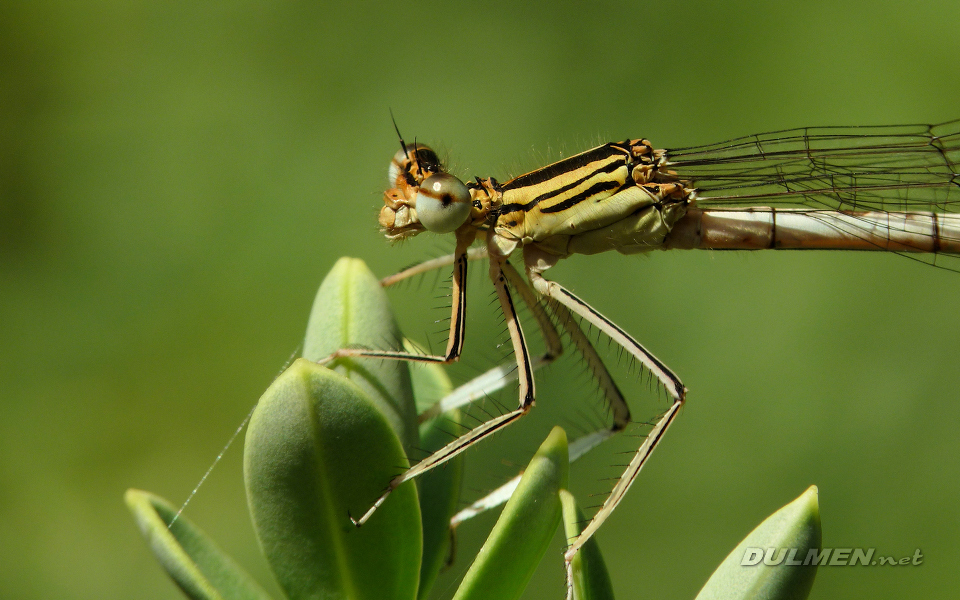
415 173 472 233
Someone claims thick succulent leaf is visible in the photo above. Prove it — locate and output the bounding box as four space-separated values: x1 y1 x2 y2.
416 411 463 600
559 490 615 600
696 486 821 600
453 427 569 600
405 338 453 417
302 256 418 454
125 489 273 600
408 353 464 600
244 359 422 600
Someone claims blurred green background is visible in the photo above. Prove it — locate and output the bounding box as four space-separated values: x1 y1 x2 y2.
2 1 959 598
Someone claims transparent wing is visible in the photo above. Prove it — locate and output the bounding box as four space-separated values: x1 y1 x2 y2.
665 119 960 213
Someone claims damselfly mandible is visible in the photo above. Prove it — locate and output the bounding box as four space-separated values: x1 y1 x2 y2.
321 119 960 594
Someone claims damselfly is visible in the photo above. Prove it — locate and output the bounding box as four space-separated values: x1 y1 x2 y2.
321 119 960 595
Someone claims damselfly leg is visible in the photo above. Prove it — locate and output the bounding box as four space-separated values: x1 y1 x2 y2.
375 247 669 565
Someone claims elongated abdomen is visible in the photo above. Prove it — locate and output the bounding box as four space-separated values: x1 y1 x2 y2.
662 207 960 253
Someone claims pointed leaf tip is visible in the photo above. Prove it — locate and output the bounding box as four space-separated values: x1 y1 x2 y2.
560 490 615 600
125 489 273 600
696 486 821 600
302 257 418 454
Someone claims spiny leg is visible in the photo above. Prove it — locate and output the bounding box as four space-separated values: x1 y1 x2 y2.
523 247 686 598
449 419 620 529
449 290 631 527
320 230 475 369
350 255 539 527
563 402 681 593
501 261 564 362
394 255 564 423
547 299 630 431
525 247 685 401
380 246 488 288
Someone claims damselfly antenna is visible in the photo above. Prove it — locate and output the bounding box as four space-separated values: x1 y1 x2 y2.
389 109 409 160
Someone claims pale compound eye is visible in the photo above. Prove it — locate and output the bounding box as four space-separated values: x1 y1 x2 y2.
415 173 472 233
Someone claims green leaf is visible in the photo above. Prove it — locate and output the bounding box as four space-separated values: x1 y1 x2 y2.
405 338 453 418
302 256 419 455
124 489 273 600
244 359 422 600
408 354 464 600
453 426 570 600
416 416 462 600
559 490 615 600
696 486 821 600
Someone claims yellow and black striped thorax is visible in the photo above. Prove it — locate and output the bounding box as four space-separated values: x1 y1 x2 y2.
494 139 658 243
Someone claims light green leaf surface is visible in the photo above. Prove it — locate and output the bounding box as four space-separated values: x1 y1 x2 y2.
125 489 273 600
696 486 821 600
302 256 419 454
408 355 464 600
453 426 570 600
244 359 422 600
560 490 615 600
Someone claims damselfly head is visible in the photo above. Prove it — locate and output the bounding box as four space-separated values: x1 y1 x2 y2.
380 143 473 240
